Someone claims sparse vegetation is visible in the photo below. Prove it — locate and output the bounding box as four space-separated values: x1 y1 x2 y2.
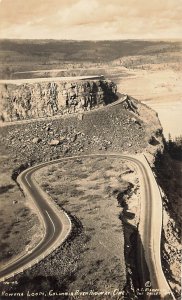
166 134 182 160
33 156 139 293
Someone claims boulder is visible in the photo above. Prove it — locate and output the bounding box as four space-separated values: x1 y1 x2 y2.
32 137 41 144
149 136 160 146
78 113 84 121
70 134 77 142
59 136 66 143
49 139 60 146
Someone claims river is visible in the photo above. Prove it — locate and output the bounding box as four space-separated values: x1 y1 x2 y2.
143 99 182 140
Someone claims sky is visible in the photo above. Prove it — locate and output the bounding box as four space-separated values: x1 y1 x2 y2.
0 0 181 40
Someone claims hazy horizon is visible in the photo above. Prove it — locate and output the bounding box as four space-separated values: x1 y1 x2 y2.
0 38 182 41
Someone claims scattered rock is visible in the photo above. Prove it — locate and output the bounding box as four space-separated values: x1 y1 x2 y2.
0 98 161 176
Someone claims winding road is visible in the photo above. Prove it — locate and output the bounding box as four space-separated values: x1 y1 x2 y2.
0 154 175 299
0 161 72 281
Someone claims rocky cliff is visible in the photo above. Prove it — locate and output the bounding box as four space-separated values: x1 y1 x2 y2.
0 78 117 122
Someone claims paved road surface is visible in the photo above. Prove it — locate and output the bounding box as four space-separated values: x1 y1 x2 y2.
0 75 104 85
0 154 175 299
0 162 71 280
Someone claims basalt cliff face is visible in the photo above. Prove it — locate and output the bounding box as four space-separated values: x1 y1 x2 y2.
0 79 117 122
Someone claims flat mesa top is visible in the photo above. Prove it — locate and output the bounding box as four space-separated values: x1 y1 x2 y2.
0 75 104 85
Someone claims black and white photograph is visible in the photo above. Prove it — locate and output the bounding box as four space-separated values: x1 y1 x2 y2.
0 1 181 299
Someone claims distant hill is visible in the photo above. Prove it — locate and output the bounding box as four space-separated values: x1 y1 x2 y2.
0 39 181 79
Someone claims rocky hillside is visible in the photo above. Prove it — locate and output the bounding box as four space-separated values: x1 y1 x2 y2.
0 78 117 122
0 97 163 173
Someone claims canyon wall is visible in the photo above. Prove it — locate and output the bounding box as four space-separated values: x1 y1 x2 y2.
0 79 117 122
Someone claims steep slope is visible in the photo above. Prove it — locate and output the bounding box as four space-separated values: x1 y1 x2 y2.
0 98 163 169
